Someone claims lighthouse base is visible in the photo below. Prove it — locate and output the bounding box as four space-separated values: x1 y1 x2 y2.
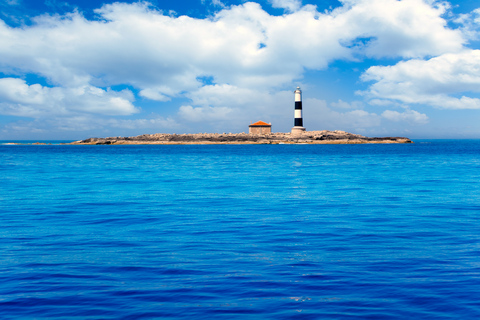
291 126 306 135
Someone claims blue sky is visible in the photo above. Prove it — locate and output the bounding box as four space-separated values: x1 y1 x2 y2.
0 0 479 139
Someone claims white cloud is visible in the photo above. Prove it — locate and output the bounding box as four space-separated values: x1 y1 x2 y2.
454 8 480 41
0 78 46 105
1 114 178 140
269 0 302 12
4 0 20 5
303 98 381 132
179 84 292 130
0 0 472 136
0 78 137 117
304 98 432 134
139 88 172 102
187 84 264 107
330 99 364 109
211 0 226 8
178 105 233 122
382 109 429 124
0 0 463 94
332 0 463 58
343 109 382 128
361 50 480 109
368 99 402 107
107 117 179 130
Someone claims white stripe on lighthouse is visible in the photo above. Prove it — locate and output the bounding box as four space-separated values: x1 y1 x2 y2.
295 109 302 118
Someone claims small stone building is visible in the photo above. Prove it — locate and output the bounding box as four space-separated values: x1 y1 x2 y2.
249 121 272 134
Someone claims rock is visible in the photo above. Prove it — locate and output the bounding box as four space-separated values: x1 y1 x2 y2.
70 131 413 145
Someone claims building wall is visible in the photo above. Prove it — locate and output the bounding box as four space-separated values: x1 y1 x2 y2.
249 126 271 134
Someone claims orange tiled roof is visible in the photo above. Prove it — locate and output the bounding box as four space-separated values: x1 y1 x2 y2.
250 120 271 126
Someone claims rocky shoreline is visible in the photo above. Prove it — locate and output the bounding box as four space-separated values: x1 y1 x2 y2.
71 130 412 145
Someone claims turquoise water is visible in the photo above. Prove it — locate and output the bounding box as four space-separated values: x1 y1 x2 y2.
1 141 479 319
0 140 73 145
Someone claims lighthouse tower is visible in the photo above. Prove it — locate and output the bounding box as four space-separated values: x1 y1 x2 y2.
291 86 306 135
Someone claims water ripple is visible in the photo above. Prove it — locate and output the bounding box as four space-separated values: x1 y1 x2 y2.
1 142 480 319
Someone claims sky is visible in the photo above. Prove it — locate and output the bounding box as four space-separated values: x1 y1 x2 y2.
0 0 479 140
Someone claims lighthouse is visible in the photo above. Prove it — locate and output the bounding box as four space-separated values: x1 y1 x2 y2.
291 86 306 135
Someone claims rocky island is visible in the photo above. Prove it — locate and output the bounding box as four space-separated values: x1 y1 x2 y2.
71 130 412 145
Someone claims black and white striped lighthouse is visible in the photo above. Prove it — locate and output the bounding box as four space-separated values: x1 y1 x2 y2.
291 86 306 134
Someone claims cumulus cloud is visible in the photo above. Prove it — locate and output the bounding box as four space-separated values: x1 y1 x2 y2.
1 114 178 140
382 109 429 124
454 8 480 41
0 78 137 117
178 105 233 122
107 117 178 130
303 98 382 132
360 50 480 109
330 99 364 109
139 88 172 102
269 0 302 12
0 0 463 92
179 85 292 132
368 99 403 107
0 0 473 136
211 0 226 8
303 98 430 135
332 0 463 58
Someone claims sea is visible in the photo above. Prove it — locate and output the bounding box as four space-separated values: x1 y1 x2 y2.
1 140 479 319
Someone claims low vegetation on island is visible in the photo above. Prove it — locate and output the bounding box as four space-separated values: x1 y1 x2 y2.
71 130 412 145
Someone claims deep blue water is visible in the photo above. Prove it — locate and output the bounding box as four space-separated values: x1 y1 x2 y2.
1 140 479 319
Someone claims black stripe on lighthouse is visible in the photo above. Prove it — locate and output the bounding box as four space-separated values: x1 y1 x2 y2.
294 87 303 127
295 117 303 127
